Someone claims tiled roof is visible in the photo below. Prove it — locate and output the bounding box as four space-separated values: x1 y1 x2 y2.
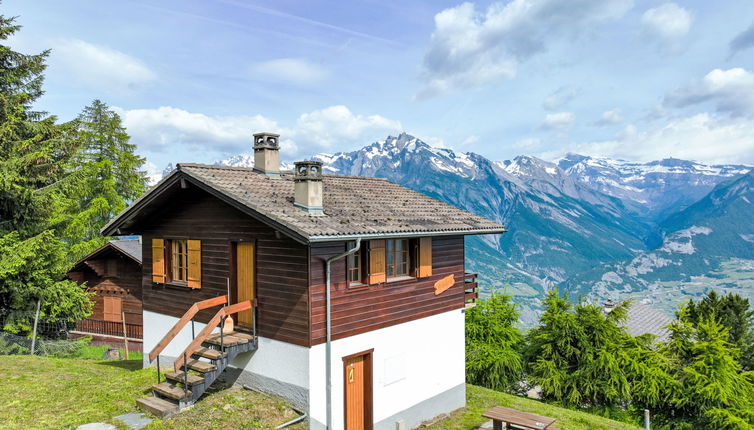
622 302 673 342
110 239 142 263
175 163 505 240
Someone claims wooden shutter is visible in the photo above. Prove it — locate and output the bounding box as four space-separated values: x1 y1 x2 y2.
103 297 122 322
152 239 165 283
187 239 202 289
418 237 433 278
368 240 386 285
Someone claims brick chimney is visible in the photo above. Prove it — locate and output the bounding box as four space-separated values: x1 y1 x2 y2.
294 160 323 215
253 132 280 177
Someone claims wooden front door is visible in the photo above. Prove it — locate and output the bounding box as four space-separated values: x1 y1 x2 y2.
343 350 373 430
235 242 255 327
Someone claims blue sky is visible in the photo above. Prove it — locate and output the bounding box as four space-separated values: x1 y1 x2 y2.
6 0 754 177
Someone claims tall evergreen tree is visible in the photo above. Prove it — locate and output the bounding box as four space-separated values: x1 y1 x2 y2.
465 291 524 392
684 291 754 370
61 100 147 258
0 13 91 327
525 290 673 411
661 316 754 429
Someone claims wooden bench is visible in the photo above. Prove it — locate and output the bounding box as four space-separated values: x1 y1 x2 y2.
482 406 558 430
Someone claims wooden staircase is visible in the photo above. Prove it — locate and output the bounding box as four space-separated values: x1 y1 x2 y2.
136 296 257 418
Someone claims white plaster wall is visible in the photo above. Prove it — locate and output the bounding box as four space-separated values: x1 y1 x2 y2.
308 309 466 429
230 336 309 390
142 310 308 390
143 310 207 365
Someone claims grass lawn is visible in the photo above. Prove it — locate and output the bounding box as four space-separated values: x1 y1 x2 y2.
0 355 154 429
0 355 306 430
427 385 640 430
1 355 639 430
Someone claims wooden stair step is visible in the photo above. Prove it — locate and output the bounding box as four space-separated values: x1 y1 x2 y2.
192 347 225 360
228 331 254 340
164 371 205 386
186 359 216 373
152 382 192 400
136 396 179 418
204 334 248 346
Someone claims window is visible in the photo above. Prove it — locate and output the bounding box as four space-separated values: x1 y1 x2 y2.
152 238 202 288
105 259 118 278
348 248 362 285
171 239 188 283
386 239 409 278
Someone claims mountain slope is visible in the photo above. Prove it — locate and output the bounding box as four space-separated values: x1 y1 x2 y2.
566 170 754 315
219 134 652 322
558 154 752 222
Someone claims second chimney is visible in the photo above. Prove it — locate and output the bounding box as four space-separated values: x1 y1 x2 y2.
294 160 324 215
253 132 280 177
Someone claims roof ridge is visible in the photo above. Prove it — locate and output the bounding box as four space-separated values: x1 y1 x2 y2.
178 163 389 181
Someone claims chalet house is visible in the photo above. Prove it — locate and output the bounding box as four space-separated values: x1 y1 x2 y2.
102 132 506 430
67 239 143 350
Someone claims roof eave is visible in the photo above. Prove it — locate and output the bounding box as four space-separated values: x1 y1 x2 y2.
306 227 507 243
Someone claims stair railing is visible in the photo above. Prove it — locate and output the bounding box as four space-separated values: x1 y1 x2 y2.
173 299 255 372
149 295 228 384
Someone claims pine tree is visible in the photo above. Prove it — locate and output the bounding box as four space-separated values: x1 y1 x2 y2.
685 291 754 370
465 291 524 392
0 13 91 327
662 317 754 429
61 99 147 258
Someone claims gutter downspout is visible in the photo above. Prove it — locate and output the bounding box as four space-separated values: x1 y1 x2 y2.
325 238 361 430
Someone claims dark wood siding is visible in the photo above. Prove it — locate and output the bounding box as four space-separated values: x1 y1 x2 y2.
68 254 143 328
140 188 310 346
309 236 466 345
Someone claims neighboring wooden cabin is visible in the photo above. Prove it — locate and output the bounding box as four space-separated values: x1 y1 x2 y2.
102 133 506 429
67 239 143 351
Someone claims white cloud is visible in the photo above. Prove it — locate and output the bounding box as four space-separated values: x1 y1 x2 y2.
594 108 624 126
539 112 575 131
641 3 692 52
115 105 401 160
293 105 402 150
664 68 754 117
461 135 480 146
250 58 328 85
51 39 156 92
416 0 632 98
540 113 754 164
543 86 579 111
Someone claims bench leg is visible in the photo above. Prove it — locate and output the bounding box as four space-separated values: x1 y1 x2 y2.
493 420 504 430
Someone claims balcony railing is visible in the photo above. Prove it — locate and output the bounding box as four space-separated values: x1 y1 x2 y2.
75 318 142 339
463 272 478 307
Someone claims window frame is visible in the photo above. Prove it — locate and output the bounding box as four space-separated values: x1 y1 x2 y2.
386 238 411 280
166 239 189 285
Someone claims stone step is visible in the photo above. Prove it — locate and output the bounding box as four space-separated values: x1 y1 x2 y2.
164 371 205 386
186 359 216 373
136 396 179 418
192 347 225 360
152 382 192 401
204 334 248 347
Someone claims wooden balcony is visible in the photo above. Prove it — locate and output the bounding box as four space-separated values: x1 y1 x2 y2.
463 272 479 307
75 318 143 339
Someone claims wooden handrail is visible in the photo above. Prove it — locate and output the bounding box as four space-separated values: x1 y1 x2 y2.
173 300 254 371
148 295 228 362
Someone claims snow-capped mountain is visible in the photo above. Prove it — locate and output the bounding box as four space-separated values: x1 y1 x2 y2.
212 133 754 321
557 154 752 221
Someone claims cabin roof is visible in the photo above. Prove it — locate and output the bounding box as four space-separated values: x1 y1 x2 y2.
102 163 506 243
623 302 673 342
69 238 142 273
